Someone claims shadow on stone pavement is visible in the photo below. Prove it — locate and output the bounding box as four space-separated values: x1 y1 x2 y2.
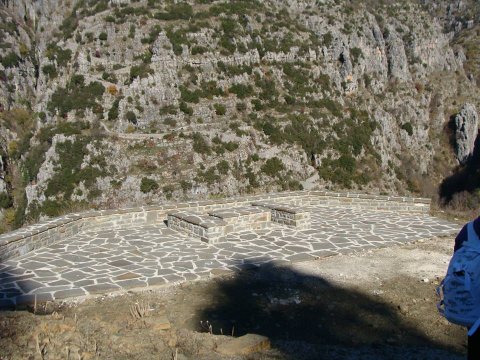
196 260 464 360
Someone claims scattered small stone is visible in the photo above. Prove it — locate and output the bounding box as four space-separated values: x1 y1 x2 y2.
422 278 430 283
398 304 409 315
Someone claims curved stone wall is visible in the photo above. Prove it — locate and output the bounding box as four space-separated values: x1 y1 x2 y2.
0 190 430 262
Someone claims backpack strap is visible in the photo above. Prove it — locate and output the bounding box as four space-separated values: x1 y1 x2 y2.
465 221 480 249
468 317 480 337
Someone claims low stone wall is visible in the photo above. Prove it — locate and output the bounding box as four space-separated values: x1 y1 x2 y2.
0 190 431 262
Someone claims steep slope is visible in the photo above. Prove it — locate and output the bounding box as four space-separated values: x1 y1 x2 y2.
0 0 479 232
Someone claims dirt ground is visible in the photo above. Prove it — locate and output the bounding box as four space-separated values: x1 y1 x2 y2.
0 236 468 360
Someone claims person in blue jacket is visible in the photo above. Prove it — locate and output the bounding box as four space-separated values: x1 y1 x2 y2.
454 217 480 360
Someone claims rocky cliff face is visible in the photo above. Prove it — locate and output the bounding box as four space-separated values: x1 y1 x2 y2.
454 103 478 165
0 0 479 231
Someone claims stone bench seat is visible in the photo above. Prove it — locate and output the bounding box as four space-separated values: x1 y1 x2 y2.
208 206 267 219
168 207 271 244
167 211 227 243
251 202 311 229
168 211 227 228
209 206 271 233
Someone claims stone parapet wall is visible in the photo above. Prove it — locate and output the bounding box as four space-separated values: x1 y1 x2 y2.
0 190 431 262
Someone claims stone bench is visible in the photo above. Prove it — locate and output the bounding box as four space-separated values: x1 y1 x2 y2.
251 202 311 229
167 207 271 244
208 206 271 233
167 211 227 244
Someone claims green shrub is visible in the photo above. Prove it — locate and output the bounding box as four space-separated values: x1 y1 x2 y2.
45 43 72 67
142 25 162 44
180 85 201 103
236 102 247 112
251 99 264 111
338 154 356 172
245 168 258 188
229 83 254 99
1 52 20 68
221 17 237 35
129 24 136 38
130 64 154 81
196 167 220 185
154 3 193 20
159 105 177 115
284 179 303 191
99 32 108 41
10 189 27 228
140 177 159 193
223 141 238 151
38 112 46 122
0 192 12 209
217 62 253 76
192 132 210 154
45 137 106 199
284 95 295 105
216 160 230 175
191 45 208 55
256 77 278 102
179 101 193 115
47 77 105 116
163 118 177 127
180 180 192 192
250 153 260 162
261 157 284 177
102 71 117 83
214 103 226 115
323 31 333 47
163 184 175 199
200 80 224 99
23 143 49 182
350 47 363 65
125 111 137 124
310 98 343 117
209 1 263 16
401 122 413 136
166 27 191 55
317 74 331 92
42 64 57 78
108 98 121 120
219 36 236 54
59 12 78 39
110 179 122 189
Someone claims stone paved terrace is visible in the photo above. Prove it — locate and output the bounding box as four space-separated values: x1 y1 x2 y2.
0 195 460 310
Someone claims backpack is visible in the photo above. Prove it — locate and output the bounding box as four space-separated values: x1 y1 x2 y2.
437 221 480 336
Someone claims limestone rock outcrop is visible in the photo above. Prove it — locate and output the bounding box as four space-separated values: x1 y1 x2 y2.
455 103 479 165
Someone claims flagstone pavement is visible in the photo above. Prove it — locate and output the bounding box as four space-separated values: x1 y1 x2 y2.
0 205 460 309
